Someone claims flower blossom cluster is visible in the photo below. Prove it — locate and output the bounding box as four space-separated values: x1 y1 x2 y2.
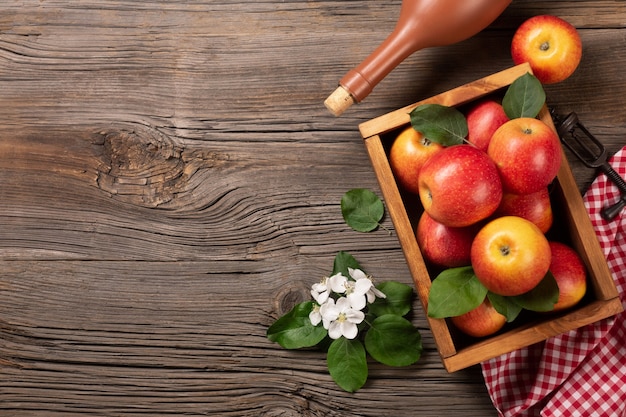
309 268 386 340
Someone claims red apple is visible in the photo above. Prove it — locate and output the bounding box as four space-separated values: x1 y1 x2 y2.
415 211 478 268
389 126 444 194
495 187 553 234
511 15 582 84
548 241 587 311
450 298 507 338
471 216 552 296
418 145 502 227
465 99 509 152
488 118 562 195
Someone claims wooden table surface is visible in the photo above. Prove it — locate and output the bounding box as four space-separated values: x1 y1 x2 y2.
1 1 624 415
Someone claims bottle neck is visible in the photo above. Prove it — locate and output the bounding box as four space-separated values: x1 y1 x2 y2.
339 0 512 103
340 25 421 102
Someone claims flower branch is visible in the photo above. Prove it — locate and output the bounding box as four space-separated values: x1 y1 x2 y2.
268 251 422 392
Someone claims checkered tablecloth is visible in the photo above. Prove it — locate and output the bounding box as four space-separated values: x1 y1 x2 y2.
481 146 626 417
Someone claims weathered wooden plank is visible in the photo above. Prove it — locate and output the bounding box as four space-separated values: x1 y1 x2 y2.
1 0 625 415
0 260 492 416
0 125 394 261
0 2 624 128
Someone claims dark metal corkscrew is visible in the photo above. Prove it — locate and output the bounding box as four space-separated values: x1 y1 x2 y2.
551 109 626 222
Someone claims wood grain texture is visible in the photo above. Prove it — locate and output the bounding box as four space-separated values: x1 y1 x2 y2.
1 0 625 415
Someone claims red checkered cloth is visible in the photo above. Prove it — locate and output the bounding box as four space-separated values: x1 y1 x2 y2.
481 146 626 417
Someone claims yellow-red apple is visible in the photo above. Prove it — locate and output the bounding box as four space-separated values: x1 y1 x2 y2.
511 15 582 84
471 216 551 296
465 99 509 152
415 211 479 268
495 187 553 234
548 241 587 311
450 298 507 338
488 118 562 195
389 126 444 194
418 145 502 227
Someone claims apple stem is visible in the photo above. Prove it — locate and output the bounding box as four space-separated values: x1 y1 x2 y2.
540 41 550 51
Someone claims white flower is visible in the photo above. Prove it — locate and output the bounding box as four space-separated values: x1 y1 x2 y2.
311 276 331 304
327 271 367 310
319 297 365 340
329 273 348 293
309 303 322 326
319 297 337 330
348 267 386 304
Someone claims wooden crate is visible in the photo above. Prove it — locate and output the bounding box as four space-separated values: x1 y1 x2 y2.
359 63 624 372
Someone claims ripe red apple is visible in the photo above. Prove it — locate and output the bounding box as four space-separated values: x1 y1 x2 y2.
488 118 562 195
511 15 582 84
415 211 478 268
418 145 502 227
389 126 444 194
495 187 553 234
471 216 552 296
548 241 587 311
465 99 509 152
450 298 507 338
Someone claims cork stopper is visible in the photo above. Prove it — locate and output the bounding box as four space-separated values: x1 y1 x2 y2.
324 86 355 117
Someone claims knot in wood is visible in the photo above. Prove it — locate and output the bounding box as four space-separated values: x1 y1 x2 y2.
94 125 223 208
273 282 311 316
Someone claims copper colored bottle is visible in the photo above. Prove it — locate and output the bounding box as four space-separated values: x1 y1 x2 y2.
325 0 512 116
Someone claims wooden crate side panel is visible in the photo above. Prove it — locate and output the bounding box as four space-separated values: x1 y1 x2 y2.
443 297 624 372
363 135 457 358
358 63 533 140
539 107 619 301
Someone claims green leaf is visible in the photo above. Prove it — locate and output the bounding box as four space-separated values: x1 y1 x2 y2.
267 301 327 349
427 266 488 318
502 72 546 119
368 281 413 317
364 315 422 367
327 337 368 392
511 271 560 312
341 188 384 232
332 251 362 276
487 292 523 322
409 103 468 146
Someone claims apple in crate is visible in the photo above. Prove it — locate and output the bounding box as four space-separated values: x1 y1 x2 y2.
450 298 507 338
549 241 588 311
416 211 479 268
418 145 502 227
471 216 551 296
389 126 444 194
495 187 553 234
488 117 562 195
465 99 509 152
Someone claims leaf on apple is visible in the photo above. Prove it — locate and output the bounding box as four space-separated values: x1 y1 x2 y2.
409 104 468 146
502 72 546 119
427 266 488 318
510 271 560 312
487 292 523 322
341 188 384 232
